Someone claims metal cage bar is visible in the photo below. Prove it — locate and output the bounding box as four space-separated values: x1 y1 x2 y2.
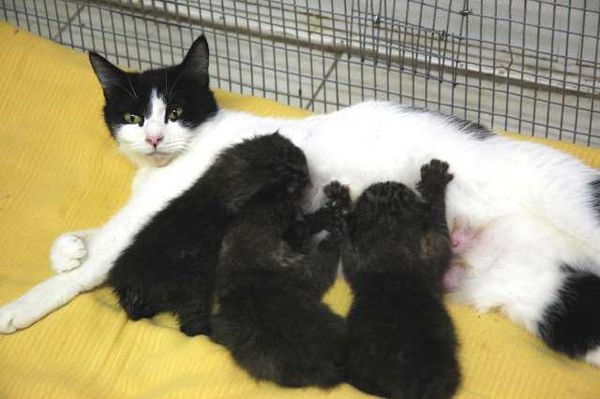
3 0 600 146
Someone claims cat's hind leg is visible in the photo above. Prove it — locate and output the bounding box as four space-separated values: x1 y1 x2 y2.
538 267 600 367
454 212 600 366
50 229 97 273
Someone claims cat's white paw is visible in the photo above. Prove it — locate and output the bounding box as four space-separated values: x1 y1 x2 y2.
50 234 87 273
0 303 20 333
0 302 43 333
585 346 600 367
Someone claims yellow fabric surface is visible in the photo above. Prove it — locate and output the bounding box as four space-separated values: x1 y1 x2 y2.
0 22 599 399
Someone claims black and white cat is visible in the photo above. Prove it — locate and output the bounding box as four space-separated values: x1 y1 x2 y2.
1 36 599 367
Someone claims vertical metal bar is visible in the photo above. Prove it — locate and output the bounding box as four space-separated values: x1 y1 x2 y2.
268 2 278 103
416 0 426 107
108 2 119 64
504 0 513 131
462 0 470 119
572 1 587 143
558 3 573 141
491 0 498 127
531 0 542 136
21 0 32 32
544 1 558 138
587 7 600 146
476 0 483 124
517 0 527 133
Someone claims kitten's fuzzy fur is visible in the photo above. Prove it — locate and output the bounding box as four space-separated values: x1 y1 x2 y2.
1 36 599 368
344 160 460 399
211 178 348 388
108 132 309 336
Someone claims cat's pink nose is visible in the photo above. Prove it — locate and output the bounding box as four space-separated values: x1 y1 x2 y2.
146 135 164 147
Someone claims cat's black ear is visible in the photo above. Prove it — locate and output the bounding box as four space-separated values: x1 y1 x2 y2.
180 34 210 85
89 52 127 94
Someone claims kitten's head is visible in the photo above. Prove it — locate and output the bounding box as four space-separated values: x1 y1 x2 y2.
350 182 425 245
89 35 218 167
217 133 310 212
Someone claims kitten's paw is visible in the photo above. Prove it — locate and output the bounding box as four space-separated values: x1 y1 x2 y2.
180 319 211 337
417 159 454 197
321 181 351 246
115 286 157 321
50 233 88 273
323 181 352 215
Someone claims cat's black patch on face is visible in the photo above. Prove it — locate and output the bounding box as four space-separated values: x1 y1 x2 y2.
89 35 217 137
590 178 600 218
537 265 600 358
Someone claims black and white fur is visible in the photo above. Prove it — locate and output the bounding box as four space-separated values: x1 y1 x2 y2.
211 176 348 387
343 160 460 399
1 35 600 367
109 132 309 336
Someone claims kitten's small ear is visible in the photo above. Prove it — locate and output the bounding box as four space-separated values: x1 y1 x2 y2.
89 52 127 93
180 34 210 84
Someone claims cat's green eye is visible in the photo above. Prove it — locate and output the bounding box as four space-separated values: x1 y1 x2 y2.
168 106 183 122
123 113 143 125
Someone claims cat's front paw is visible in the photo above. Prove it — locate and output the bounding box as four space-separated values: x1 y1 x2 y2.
0 302 39 333
417 159 454 198
50 233 88 273
0 303 18 333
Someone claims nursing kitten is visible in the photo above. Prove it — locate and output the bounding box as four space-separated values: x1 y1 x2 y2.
2 36 599 368
344 159 460 399
109 132 309 336
211 178 349 388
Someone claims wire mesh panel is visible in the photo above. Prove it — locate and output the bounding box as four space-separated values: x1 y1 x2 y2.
2 0 600 146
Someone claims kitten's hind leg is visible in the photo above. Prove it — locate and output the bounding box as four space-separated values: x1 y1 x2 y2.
50 229 97 273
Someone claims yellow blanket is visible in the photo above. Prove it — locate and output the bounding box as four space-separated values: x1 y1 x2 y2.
0 22 598 399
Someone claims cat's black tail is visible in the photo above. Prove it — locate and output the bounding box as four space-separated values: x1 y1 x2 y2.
537 265 600 366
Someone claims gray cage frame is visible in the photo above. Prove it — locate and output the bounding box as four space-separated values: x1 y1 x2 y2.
3 0 600 147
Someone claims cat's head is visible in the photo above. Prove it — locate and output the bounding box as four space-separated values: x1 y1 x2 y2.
89 35 218 167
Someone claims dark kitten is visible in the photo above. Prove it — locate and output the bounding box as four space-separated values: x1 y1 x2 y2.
210 182 351 388
108 132 308 336
343 160 461 399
